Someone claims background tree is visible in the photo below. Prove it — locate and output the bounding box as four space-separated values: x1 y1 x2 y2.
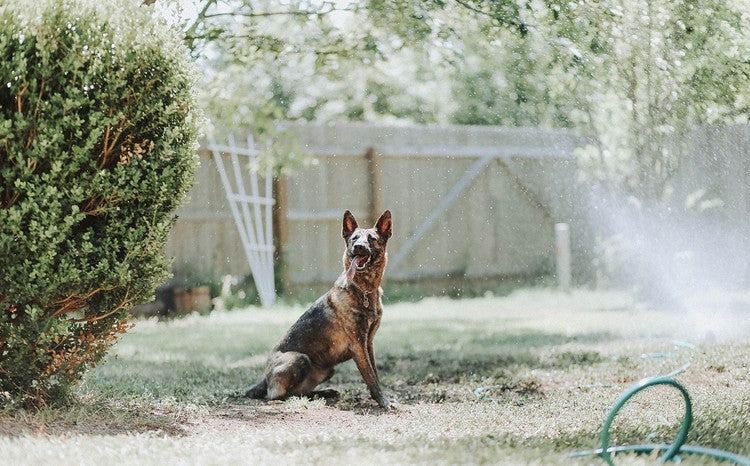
158 0 532 142
170 0 750 202
540 0 750 201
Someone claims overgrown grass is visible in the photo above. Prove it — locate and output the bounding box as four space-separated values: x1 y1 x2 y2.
2 289 749 464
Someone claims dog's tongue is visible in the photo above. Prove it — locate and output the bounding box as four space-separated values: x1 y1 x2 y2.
346 256 367 281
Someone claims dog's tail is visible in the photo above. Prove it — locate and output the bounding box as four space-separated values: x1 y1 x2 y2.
245 379 268 399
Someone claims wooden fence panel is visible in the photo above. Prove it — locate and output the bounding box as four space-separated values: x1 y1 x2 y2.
271 122 583 286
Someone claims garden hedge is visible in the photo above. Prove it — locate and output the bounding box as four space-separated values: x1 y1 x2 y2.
0 0 199 407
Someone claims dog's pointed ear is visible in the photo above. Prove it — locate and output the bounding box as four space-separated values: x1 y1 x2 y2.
342 210 358 239
375 210 392 239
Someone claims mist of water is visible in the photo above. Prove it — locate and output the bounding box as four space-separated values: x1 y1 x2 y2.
585 184 750 340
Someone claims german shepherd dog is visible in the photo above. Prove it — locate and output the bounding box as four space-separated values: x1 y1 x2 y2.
245 210 393 408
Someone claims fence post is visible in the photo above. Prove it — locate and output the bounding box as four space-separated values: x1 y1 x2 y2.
272 175 289 295
365 147 382 226
555 223 571 292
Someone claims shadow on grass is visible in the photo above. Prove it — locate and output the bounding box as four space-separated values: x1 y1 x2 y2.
375 330 612 384
0 399 185 438
10 327 615 434
81 362 252 402
79 329 613 410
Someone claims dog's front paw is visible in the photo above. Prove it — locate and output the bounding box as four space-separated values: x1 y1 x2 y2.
377 396 397 410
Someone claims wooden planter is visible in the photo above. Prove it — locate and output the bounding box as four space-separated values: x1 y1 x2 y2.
173 286 211 315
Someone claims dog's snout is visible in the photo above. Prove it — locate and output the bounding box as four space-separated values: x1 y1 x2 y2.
352 244 369 256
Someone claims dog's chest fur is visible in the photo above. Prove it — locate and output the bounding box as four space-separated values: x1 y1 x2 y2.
273 284 382 367
328 283 383 329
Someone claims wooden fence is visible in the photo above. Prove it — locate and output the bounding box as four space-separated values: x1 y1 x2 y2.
165 122 586 293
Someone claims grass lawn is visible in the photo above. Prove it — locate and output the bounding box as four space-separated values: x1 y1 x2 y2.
2 288 749 464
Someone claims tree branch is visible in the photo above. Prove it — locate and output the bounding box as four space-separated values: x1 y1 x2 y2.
184 0 219 51
202 6 356 20
452 0 533 33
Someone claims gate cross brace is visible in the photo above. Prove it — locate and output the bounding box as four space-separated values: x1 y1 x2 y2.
389 154 494 272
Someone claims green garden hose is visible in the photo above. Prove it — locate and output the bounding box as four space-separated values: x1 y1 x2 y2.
569 348 750 465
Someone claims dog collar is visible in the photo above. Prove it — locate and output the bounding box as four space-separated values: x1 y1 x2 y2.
348 280 375 309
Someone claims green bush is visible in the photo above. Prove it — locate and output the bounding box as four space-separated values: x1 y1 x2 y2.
0 0 199 407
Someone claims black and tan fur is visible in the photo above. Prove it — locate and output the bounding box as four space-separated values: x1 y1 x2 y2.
245 210 393 408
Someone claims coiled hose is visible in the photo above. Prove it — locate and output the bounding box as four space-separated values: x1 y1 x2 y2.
569 343 750 465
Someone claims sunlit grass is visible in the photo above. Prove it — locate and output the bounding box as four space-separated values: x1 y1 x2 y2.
1 288 749 464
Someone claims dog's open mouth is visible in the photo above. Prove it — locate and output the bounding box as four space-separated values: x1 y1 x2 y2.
355 255 370 270
346 254 371 280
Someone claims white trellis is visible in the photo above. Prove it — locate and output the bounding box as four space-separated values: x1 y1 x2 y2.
208 135 276 307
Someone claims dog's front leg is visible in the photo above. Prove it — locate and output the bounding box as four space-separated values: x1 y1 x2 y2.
367 323 380 379
351 344 389 409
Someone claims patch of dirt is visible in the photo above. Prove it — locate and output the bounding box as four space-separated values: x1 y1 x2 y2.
180 377 540 438
185 398 365 435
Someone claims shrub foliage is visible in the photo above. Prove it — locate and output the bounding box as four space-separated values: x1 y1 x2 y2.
0 0 199 407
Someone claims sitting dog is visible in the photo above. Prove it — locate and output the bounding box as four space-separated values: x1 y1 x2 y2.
245 210 393 408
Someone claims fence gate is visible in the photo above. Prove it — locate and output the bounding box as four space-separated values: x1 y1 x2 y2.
208 135 276 306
